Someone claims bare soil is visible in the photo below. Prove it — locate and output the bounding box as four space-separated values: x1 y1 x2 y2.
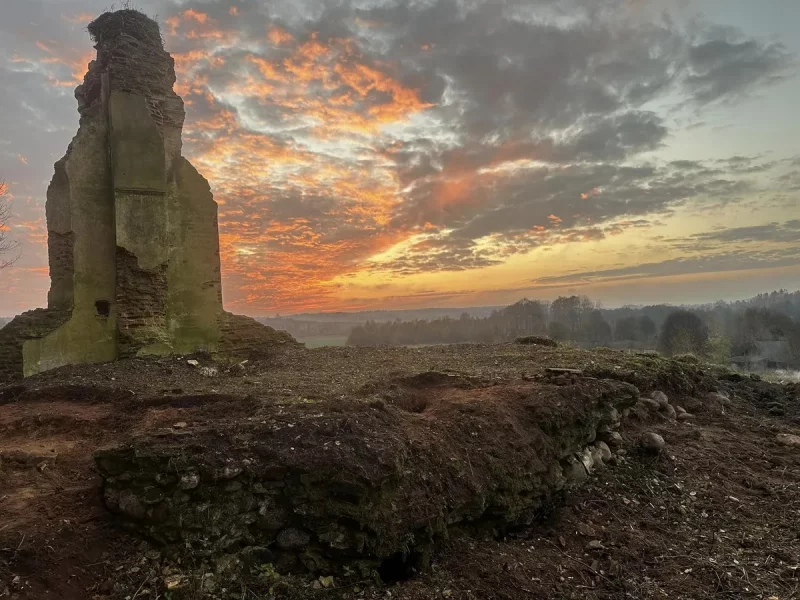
1 344 798 599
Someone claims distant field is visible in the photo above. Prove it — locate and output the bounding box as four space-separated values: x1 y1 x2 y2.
297 335 349 348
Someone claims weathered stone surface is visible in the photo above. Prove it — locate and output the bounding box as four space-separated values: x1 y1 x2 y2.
652 391 669 408
0 9 293 381
776 433 800 447
662 404 677 420
640 432 666 453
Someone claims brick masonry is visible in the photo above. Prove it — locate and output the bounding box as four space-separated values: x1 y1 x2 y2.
0 9 294 381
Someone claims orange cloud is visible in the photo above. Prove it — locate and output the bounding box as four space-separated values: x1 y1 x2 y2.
268 26 294 46
20 43 93 88
165 9 236 43
63 13 95 25
183 9 209 24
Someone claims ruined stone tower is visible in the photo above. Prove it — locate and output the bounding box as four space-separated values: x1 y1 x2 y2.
0 10 293 380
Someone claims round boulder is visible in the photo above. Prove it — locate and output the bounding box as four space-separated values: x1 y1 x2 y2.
639 432 665 454
594 441 613 462
651 391 669 408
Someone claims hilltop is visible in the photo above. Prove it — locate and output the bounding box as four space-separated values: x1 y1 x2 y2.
0 342 798 599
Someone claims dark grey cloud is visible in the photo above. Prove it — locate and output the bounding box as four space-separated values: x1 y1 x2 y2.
689 220 800 244
535 246 800 285
686 38 794 105
373 153 773 275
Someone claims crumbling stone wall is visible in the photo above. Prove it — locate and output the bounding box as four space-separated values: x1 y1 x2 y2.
0 9 293 380
218 312 298 356
0 310 70 382
86 10 183 133
116 248 169 356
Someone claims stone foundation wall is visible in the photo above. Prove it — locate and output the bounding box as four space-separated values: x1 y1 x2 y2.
95 378 636 575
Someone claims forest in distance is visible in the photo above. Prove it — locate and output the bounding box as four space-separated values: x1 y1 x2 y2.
346 290 800 368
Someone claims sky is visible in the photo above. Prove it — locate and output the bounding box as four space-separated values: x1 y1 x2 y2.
0 0 798 316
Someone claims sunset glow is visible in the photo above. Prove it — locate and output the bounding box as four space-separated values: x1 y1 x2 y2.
1 0 799 315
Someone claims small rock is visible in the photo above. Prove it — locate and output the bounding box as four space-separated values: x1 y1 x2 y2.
199 366 218 378
599 431 623 448
637 398 661 412
683 397 704 413
585 540 604 552
677 412 695 422
155 472 176 487
172 421 188 429
563 456 588 485
118 489 146 520
662 404 677 420
594 441 612 462
652 391 669 408
276 527 311 550
602 407 620 428
187 359 199 367
675 406 687 415
577 448 594 474
707 391 731 407
768 402 785 416
222 464 242 479
589 446 605 469
639 432 665 454
179 472 200 490
776 433 800 447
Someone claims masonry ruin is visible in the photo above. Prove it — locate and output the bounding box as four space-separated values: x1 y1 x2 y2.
0 10 293 381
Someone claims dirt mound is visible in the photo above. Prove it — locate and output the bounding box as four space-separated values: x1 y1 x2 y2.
0 344 797 599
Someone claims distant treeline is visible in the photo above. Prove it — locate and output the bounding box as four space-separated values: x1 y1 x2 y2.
347 290 800 366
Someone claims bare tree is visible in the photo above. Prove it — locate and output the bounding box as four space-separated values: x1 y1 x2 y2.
0 181 20 269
